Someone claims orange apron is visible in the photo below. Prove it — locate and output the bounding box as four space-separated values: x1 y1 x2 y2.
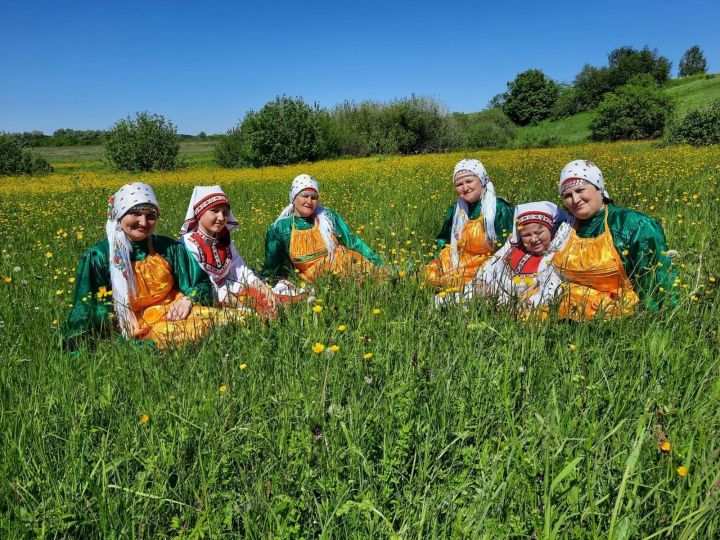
422 218 494 289
289 218 371 283
554 208 639 320
129 241 230 348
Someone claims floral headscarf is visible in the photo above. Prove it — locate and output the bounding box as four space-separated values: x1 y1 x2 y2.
274 174 337 260
450 159 497 268
106 182 160 337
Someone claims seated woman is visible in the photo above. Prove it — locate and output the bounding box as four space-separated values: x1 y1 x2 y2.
261 174 383 283
179 185 278 316
422 158 514 289
553 160 677 320
462 201 569 310
63 182 225 349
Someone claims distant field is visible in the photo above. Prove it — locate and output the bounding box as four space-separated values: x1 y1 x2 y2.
35 140 217 164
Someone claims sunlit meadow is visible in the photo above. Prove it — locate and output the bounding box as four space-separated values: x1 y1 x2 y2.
1 142 719 537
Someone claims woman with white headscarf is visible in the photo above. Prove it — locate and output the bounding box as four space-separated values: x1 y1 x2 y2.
553 159 677 320
261 174 382 283
466 201 569 308
422 158 514 289
179 185 278 315
63 182 223 348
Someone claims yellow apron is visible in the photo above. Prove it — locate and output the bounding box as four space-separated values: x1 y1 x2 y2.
554 208 639 320
129 241 229 348
289 218 370 283
422 218 494 289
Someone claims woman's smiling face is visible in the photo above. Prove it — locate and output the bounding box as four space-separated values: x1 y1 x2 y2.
453 171 484 204
120 208 158 242
562 181 604 220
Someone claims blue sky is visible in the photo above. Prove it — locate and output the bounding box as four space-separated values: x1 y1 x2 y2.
1 0 718 134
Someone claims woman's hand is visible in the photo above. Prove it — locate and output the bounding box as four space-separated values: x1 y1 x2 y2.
167 296 193 321
259 283 279 309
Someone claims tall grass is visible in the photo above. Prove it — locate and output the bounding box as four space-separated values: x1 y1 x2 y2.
1 142 719 537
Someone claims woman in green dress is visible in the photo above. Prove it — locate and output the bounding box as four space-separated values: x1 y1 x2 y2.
261 174 382 283
63 182 226 348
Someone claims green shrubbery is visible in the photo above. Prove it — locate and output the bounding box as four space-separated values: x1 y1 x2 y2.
0 135 53 176
104 112 183 172
590 75 675 141
215 96 324 167
667 100 720 146
453 108 516 148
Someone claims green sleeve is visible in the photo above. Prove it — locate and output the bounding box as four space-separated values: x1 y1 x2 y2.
165 240 213 305
623 217 678 310
260 222 292 281
62 240 113 345
329 210 383 267
493 198 515 248
434 203 456 253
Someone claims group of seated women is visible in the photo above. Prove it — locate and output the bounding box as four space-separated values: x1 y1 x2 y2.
63 158 678 348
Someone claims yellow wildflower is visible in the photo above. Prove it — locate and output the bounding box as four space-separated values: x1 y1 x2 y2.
239 363 248 370
659 440 671 453
676 466 687 477
329 344 340 353
372 308 381 315
219 385 227 393
363 352 374 360
139 414 149 424
312 343 325 354
568 343 577 351
337 324 346 332
312 305 323 313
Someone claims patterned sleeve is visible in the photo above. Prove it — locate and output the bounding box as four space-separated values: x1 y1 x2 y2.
62 241 113 345
225 243 261 294
167 242 213 305
329 210 383 267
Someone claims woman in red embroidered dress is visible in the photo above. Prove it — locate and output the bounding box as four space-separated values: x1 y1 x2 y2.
180 185 279 316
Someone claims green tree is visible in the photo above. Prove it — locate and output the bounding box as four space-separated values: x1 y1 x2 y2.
678 45 708 77
0 135 53 176
104 112 182 171
215 96 324 168
502 69 560 126
590 75 674 141
606 46 671 87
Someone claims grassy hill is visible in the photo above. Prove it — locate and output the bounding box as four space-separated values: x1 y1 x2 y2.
512 73 720 147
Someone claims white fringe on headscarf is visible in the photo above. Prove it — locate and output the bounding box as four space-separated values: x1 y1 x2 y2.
450 159 497 268
105 182 160 337
274 174 337 260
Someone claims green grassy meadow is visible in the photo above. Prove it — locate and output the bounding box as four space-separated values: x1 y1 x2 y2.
1 142 720 537
513 74 720 148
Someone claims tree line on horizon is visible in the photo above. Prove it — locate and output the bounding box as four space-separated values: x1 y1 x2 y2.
1 45 717 175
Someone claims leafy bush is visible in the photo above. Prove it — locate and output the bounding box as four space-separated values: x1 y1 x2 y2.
502 69 560 126
454 108 516 148
0 135 53 176
551 85 587 119
104 112 182 172
667 100 720 146
590 75 674 142
215 96 324 168
329 96 458 157
678 46 708 77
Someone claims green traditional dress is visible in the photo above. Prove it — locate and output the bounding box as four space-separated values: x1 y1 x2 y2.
63 235 214 345
261 208 382 282
422 197 514 288
563 205 677 311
